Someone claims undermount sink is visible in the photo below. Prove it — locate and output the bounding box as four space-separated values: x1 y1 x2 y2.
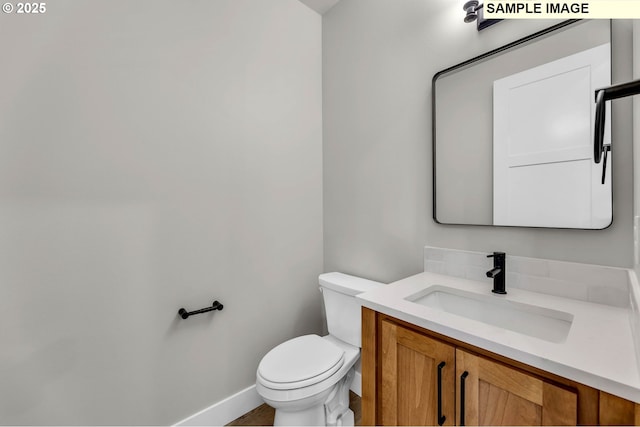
405 286 574 343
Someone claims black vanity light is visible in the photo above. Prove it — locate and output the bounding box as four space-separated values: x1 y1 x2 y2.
463 1 501 31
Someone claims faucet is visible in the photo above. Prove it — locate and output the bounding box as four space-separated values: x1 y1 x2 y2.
486 252 507 294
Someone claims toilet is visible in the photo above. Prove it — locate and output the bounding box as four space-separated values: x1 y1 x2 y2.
255 272 383 426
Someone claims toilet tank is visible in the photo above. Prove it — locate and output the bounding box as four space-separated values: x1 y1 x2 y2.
319 272 384 347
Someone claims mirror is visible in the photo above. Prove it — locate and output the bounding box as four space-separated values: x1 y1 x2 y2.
433 20 612 229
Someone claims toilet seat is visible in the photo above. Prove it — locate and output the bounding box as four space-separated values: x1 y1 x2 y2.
256 335 360 406
257 335 345 390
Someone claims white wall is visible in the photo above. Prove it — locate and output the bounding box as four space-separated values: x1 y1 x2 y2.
323 0 634 283
0 0 323 424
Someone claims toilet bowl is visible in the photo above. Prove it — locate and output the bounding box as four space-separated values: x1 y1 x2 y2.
255 272 383 426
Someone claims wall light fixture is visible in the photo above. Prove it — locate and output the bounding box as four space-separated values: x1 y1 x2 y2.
463 1 501 31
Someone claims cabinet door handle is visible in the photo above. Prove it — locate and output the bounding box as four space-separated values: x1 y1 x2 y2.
460 371 469 426
437 361 446 426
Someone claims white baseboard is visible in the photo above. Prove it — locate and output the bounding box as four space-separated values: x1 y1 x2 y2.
350 370 362 396
174 385 263 426
175 371 362 426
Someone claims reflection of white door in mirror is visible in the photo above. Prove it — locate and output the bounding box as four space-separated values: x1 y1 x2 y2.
493 43 611 229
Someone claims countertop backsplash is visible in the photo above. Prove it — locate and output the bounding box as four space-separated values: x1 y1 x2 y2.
630 272 640 372
424 246 630 308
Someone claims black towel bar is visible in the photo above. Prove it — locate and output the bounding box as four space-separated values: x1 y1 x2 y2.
594 78 640 184
178 300 224 319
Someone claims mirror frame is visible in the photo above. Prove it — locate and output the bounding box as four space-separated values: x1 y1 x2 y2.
432 19 614 230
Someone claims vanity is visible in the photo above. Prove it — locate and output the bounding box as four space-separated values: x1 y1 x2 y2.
369 18 640 426
357 248 640 426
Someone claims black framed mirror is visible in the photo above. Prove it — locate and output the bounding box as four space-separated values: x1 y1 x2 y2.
433 20 612 229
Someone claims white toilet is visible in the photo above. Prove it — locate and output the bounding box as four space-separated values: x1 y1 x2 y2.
255 272 383 426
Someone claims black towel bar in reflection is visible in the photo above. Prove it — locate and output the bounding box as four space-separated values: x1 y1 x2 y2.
178 300 224 319
594 78 640 184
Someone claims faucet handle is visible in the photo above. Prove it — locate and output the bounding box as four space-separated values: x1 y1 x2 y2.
487 252 506 259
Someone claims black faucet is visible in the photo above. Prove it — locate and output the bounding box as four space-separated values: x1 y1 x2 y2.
486 252 507 294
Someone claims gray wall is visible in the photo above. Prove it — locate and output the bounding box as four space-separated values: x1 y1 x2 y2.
323 0 634 284
634 20 640 277
0 1 323 424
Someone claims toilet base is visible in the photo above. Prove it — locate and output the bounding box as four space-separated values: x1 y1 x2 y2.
271 403 355 427
268 368 355 426
338 409 354 426
273 404 326 426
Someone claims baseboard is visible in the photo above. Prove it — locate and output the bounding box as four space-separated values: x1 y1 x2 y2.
174 385 263 426
350 370 362 396
175 371 362 426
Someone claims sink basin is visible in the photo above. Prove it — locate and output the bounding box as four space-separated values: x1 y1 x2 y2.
405 286 574 343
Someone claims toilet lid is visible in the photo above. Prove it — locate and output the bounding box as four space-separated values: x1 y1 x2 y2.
258 335 345 386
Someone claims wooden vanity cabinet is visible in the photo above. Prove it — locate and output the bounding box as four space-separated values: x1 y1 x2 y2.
362 308 640 426
379 318 455 425
456 349 577 425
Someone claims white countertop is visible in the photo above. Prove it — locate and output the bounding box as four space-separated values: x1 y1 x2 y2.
357 271 640 403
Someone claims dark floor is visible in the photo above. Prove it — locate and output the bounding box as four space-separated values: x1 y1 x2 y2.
227 391 361 426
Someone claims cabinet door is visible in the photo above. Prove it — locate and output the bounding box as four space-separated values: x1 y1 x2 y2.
599 392 640 425
380 319 455 426
456 350 577 426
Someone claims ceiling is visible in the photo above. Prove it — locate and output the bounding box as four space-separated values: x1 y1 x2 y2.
298 0 342 15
